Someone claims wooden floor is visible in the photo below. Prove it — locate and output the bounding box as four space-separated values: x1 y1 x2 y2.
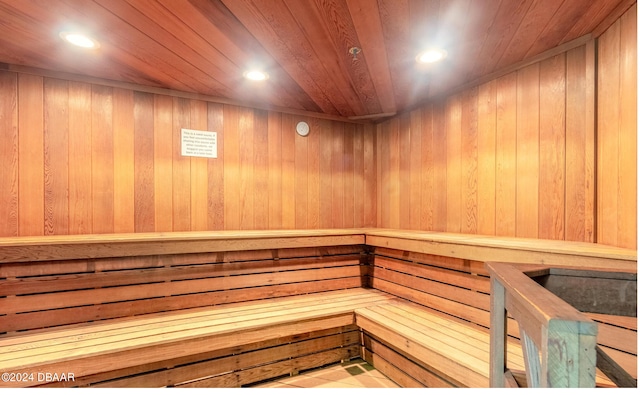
251 358 400 388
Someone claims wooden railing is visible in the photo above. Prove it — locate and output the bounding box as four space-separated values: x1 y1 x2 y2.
487 262 598 388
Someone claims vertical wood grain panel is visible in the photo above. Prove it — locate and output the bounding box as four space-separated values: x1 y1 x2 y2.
566 44 595 243
267 111 282 229
18 74 44 236
495 73 517 237
379 121 390 228
223 104 240 230
319 118 333 229
363 123 376 227
409 109 422 230
153 95 173 232
616 6 637 249
6 70 377 235
238 107 255 230
281 114 296 229
515 64 540 238
461 88 478 234
43 78 69 235
294 116 309 229
538 54 566 240
353 124 365 228
172 97 191 231
0 71 18 237
388 118 400 229
189 100 209 231
477 80 497 235
344 123 356 228
132 91 154 232
398 113 411 229
207 102 225 230
420 105 434 231
597 19 621 247
253 109 269 230
68 81 92 235
91 85 114 234
445 94 462 233
306 119 320 228
431 102 447 232
113 88 135 233
331 121 345 228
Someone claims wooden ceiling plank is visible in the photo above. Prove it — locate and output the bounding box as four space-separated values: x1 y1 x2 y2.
51 0 215 95
187 0 321 112
0 1 182 90
591 0 637 37
88 0 235 97
564 0 631 39
445 1 503 83
345 0 396 114
220 0 341 115
476 0 534 78
280 0 369 115
494 0 565 71
159 0 315 112
524 0 590 58
419 0 476 98
304 0 384 116
378 0 414 111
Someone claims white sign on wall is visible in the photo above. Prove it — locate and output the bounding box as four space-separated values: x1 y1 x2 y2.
181 128 217 158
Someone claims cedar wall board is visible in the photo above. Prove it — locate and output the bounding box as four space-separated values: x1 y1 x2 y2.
0 75 377 236
376 5 637 249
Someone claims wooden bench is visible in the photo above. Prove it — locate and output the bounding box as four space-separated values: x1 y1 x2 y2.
0 229 636 388
361 229 637 388
0 230 378 388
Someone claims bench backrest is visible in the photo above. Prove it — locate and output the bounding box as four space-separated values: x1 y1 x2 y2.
0 245 367 334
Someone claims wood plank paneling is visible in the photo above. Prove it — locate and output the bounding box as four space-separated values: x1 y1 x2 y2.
538 54 566 240
375 33 633 247
113 88 135 233
2 71 374 236
566 43 596 243
0 71 18 237
153 95 173 232
18 74 44 236
43 78 69 235
133 91 154 233
598 5 637 249
477 80 497 235
91 86 115 234
68 81 92 235
515 63 540 239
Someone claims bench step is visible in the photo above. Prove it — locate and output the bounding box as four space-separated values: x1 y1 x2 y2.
355 300 526 388
0 288 395 387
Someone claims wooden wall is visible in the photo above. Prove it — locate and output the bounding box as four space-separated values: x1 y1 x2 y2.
597 4 637 249
376 6 637 249
0 72 376 236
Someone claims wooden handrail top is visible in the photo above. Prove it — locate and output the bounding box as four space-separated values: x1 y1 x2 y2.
0 228 636 269
367 229 637 270
486 262 597 336
0 229 368 263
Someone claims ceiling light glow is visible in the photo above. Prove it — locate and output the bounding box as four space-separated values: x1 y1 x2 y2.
60 32 98 48
243 70 269 81
416 49 447 64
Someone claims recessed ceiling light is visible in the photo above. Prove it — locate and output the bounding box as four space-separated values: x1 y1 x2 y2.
60 32 99 49
243 70 269 81
416 49 447 64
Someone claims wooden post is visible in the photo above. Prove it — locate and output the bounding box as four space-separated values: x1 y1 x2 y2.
490 276 507 387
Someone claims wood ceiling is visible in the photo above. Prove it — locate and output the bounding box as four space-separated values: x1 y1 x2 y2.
0 0 633 120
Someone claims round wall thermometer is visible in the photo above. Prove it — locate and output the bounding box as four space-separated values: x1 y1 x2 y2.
296 121 310 137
